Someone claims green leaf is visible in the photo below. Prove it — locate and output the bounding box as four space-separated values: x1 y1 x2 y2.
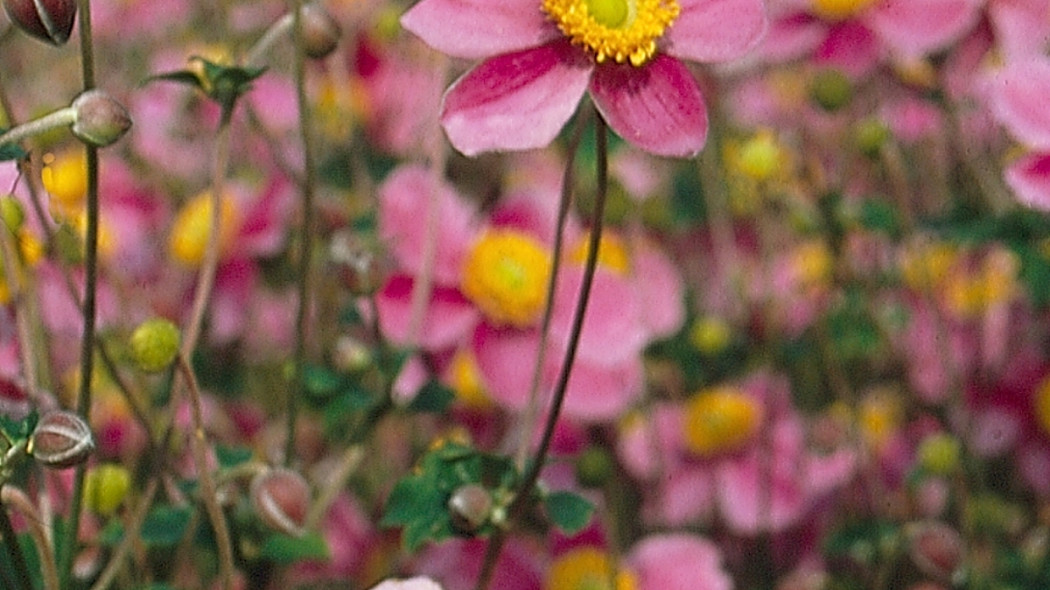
303 365 344 399
858 199 901 239
543 491 595 535
259 531 329 564
0 136 26 162
140 505 193 547
407 380 455 413
380 476 440 527
216 445 253 469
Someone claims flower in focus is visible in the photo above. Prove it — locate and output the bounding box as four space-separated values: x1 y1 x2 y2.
400 0 767 157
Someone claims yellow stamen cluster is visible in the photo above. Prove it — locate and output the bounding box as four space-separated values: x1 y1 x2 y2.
168 191 239 268
683 386 762 456
569 233 631 275
811 0 875 20
541 0 680 67
448 349 493 409
42 150 88 219
461 229 552 327
546 547 638 590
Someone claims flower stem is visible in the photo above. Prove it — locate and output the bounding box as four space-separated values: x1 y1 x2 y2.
286 0 318 467
515 108 589 469
0 108 76 148
477 111 610 590
0 494 32 590
2 486 58 590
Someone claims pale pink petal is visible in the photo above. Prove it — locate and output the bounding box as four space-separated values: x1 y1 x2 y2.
375 276 479 350
756 13 827 63
472 324 540 412
666 0 767 62
555 357 644 422
400 0 557 60
378 165 478 285
631 239 685 340
392 356 430 406
804 448 857 496
716 456 807 534
441 42 593 156
990 59 1050 150
369 576 445 590
1004 153 1050 210
550 266 646 365
590 55 707 157
658 467 715 526
628 534 732 590
814 21 880 79
990 0 1050 62
865 0 981 57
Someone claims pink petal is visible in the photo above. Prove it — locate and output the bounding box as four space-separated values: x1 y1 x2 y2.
378 165 478 285
666 0 767 62
400 0 557 60
865 0 981 57
1005 153 1050 210
555 357 644 422
989 59 1050 150
631 238 685 340
658 467 716 526
590 55 707 157
628 534 732 590
441 42 593 156
472 323 540 412
814 21 880 79
756 13 827 63
375 276 479 350
550 266 646 365
989 0 1050 62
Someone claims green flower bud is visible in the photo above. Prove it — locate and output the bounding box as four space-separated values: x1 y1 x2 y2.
71 90 132 148
810 69 853 112
84 463 132 516
129 318 181 373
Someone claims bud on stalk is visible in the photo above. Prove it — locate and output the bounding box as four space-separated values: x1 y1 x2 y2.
250 468 311 537
2 0 76 45
71 90 132 148
29 410 95 468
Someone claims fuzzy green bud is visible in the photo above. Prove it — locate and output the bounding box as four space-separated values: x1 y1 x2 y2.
0 195 25 232
917 433 961 475
84 463 132 516
71 90 132 148
129 318 181 373
810 69 853 112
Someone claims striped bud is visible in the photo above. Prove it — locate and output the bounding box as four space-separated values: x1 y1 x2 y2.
30 410 95 468
300 4 341 59
2 0 76 45
250 468 310 537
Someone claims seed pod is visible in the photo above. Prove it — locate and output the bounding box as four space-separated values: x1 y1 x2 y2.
299 3 341 59
2 0 76 45
71 90 132 148
447 484 492 533
251 468 310 537
30 410 95 468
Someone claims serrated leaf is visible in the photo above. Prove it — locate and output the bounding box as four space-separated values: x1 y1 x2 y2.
215 445 253 469
259 531 329 563
543 491 594 535
140 505 192 547
407 380 455 413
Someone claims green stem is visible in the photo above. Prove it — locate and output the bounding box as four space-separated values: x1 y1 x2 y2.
64 0 99 585
286 0 317 467
476 111 610 590
0 494 32 590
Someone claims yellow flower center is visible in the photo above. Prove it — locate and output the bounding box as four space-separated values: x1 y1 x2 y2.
569 233 631 275
546 547 638 590
168 191 238 268
859 389 901 451
42 151 88 218
683 386 762 456
1034 378 1050 438
461 229 552 328
448 349 494 409
811 0 875 20
541 0 680 67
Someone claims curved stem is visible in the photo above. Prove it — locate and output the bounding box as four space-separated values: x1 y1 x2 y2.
0 490 32 590
88 478 158 590
243 13 294 68
286 0 317 467
2 486 58 590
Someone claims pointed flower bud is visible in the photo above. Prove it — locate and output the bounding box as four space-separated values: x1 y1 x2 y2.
300 3 341 59
71 90 132 148
447 484 492 533
2 0 76 45
251 468 310 537
29 410 95 468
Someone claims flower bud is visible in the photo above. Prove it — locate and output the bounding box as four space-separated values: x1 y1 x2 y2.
810 69 853 112
907 521 965 584
251 468 310 537
300 3 341 59
328 230 389 296
29 410 95 468
0 195 25 232
575 446 615 488
71 90 132 148
332 335 373 373
447 484 492 533
84 463 131 516
129 318 181 373
917 433 961 475
2 0 75 45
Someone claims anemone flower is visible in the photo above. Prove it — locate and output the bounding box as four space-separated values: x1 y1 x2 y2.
400 0 766 157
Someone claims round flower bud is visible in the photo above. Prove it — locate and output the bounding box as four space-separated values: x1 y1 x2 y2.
29 410 95 468
0 195 25 232
907 521 965 584
2 0 76 45
810 69 853 112
574 446 615 488
71 90 132 148
251 468 310 537
854 118 890 158
300 3 341 59
447 484 492 533
84 463 131 516
917 433 961 475
129 318 181 373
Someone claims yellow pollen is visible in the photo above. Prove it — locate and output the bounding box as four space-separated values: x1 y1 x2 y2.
42 150 88 218
683 386 762 456
1035 378 1050 438
168 191 239 268
546 547 638 590
541 0 680 67
811 0 875 20
569 233 631 275
461 229 552 328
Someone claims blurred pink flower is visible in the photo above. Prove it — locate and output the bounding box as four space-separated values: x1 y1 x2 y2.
988 57 1050 209
400 0 766 157
370 577 445 590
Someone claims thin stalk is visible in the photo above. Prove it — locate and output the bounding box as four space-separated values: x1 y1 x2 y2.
65 0 100 584
176 355 235 590
0 108 76 147
477 113 611 590
89 478 159 590
0 494 32 590
515 109 588 469
286 0 318 467
243 12 294 68
2 486 58 590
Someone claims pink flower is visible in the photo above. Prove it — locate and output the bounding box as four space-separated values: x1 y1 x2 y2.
400 0 767 157
369 577 445 590
988 57 1050 209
